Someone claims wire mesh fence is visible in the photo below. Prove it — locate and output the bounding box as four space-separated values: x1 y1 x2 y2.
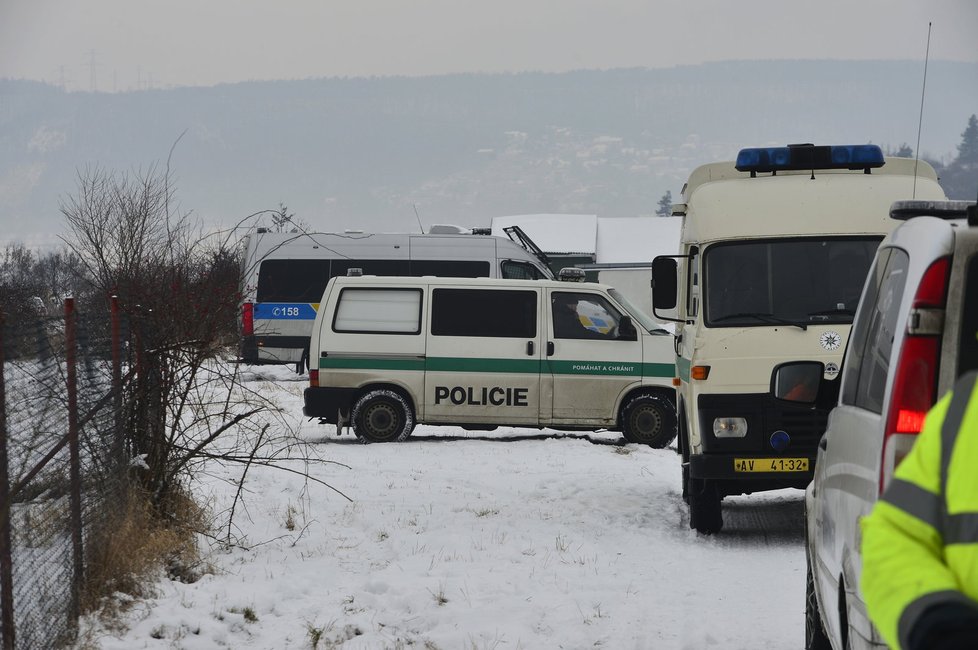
0 298 130 650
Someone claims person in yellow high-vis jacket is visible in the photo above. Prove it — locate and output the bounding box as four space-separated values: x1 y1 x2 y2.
861 370 978 650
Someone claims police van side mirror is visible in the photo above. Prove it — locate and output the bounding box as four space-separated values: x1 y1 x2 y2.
617 316 637 341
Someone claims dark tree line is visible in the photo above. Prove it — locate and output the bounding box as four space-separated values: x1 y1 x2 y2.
0 244 84 324
888 114 978 200
940 114 978 200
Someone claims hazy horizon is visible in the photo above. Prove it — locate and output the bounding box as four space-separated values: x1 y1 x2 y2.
4 61 976 251
2 0 976 92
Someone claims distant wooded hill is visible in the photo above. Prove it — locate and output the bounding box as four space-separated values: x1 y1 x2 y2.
2 60 976 247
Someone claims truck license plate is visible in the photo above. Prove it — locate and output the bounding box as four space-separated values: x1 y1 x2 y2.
733 457 809 473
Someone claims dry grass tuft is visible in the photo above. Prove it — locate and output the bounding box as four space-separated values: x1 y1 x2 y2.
81 484 208 615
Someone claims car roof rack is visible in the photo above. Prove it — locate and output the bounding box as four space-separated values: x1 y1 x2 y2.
889 200 977 222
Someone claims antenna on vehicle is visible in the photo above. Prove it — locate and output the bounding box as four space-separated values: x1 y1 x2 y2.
912 22 932 199
413 204 425 234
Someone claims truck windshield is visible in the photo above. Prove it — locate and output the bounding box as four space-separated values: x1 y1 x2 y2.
704 237 881 327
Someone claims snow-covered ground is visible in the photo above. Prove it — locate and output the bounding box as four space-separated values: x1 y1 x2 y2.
81 366 807 649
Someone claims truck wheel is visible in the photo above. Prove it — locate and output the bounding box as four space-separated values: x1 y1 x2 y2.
351 389 415 443
805 555 832 650
620 393 677 448
688 478 723 534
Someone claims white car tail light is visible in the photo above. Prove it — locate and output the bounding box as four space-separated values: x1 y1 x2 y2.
879 257 949 492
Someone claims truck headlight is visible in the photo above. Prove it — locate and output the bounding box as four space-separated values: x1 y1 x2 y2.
713 417 748 438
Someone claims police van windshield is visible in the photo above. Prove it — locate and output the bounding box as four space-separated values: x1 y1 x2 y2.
608 288 662 333
704 237 881 328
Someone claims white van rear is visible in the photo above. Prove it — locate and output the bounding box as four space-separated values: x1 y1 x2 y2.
303 275 678 446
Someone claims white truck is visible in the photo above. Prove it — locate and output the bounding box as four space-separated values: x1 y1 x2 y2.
650 143 946 534
239 227 553 371
303 275 677 446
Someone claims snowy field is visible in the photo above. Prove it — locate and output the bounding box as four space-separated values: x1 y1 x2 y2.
82 366 807 649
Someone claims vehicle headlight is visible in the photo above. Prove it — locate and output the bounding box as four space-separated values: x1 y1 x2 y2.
713 417 748 438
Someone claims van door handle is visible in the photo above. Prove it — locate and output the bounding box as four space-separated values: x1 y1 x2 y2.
547 341 554 356
527 341 534 356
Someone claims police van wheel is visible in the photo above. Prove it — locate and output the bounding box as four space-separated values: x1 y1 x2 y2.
351 389 415 443
688 478 723 534
621 394 677 448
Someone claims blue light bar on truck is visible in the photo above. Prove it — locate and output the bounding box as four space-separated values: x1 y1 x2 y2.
735 144 885 174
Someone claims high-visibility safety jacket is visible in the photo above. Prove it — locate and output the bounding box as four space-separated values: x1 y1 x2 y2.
861 371 978 650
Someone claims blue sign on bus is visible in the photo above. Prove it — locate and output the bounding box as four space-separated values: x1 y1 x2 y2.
254 303 317 320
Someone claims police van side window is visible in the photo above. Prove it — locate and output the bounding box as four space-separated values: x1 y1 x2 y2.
431 289 537 338
411 260 490 277
551 292 620 340
851 249 909 413
257 259 331 302
333 288 422 334
501 261 545 280
332 259 409 278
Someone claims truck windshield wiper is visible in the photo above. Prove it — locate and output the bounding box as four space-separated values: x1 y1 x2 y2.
807 308 855 319
711 312 808 331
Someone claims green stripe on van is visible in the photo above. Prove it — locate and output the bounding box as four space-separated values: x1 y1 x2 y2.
320 356 538 373
425 357 542 373
546 361 675 377
320 357 426 371
642 362 677 378
321 355 675 377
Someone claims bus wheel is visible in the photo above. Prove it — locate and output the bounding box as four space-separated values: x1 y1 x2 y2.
621 393 677 448
351 389 415 443
688 478 723 534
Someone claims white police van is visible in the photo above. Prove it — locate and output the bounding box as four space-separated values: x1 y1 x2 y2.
303 275 677 446
239 227 553 371
650 143 947 534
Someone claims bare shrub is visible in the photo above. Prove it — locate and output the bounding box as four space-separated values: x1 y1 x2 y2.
60 163 249 514
57 158 348 621
81 484 206 611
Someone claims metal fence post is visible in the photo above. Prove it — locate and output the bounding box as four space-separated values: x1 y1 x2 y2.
0 311 15 650
111 296 124 472
65 299 84 624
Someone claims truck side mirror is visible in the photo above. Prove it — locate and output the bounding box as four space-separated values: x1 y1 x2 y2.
651 257 678 310
617 316 637 341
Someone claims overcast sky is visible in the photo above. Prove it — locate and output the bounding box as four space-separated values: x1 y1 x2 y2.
1 0 976 91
